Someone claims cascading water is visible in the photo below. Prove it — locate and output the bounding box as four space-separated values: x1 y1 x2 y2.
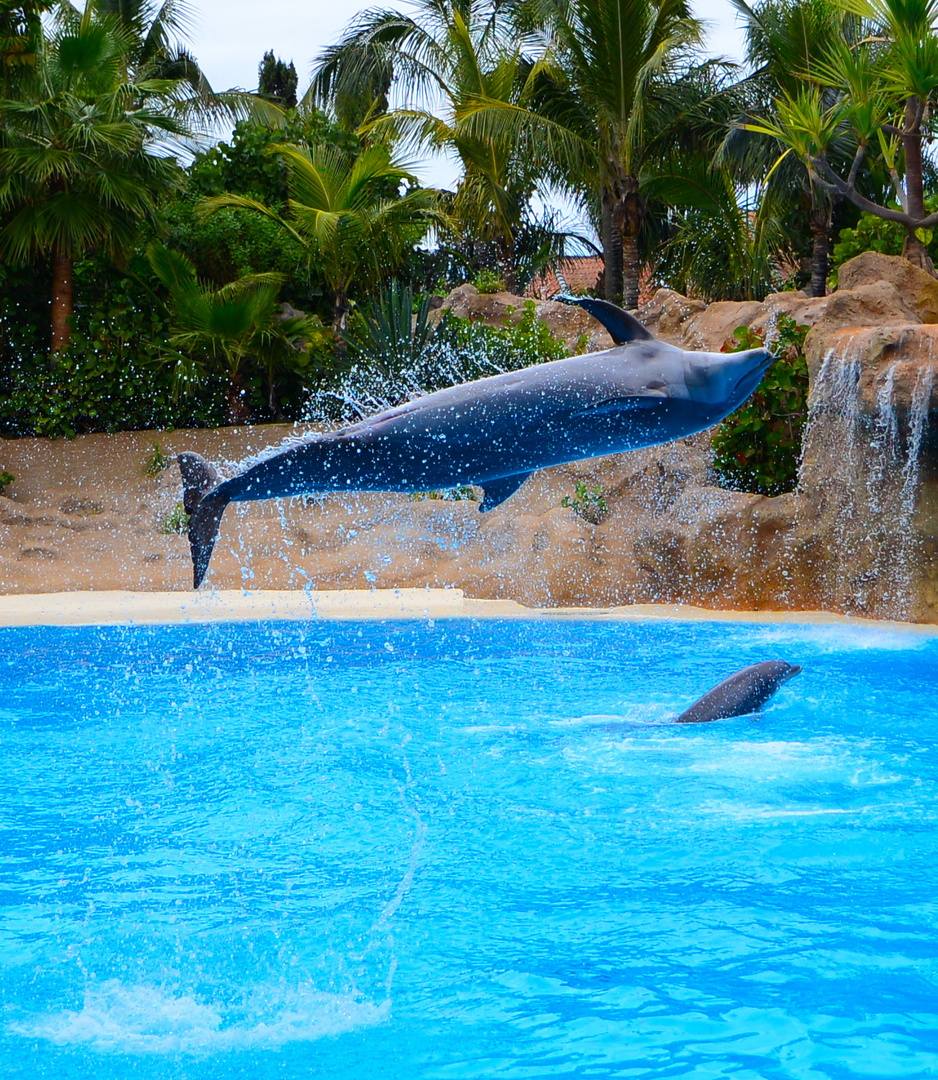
798 332 936 619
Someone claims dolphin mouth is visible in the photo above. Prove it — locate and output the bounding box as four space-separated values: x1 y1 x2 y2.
733 352 775 396
782 664 803 681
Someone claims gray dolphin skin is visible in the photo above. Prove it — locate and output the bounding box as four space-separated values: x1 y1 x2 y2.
180 295 774 587
675 661 802 723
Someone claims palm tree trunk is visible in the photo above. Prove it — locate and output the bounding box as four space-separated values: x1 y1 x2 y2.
51 249 73 354
498 235 517 295
601 193 623 304
622 235 640 310
617 175 645 311
333 289 349 347
901 96 936 276
227 373 251 424
808 206 831 298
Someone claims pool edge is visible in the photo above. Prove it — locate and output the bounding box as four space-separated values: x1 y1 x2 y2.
0 589 936 634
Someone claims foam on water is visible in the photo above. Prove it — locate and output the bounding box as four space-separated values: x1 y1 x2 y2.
10 980 389 1054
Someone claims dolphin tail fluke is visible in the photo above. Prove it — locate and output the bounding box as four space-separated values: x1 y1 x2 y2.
178 452 221 515
188 490 229 588
177 453 228 588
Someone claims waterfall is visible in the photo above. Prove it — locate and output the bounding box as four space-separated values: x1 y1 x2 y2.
798 333 935 619
900 363 936 522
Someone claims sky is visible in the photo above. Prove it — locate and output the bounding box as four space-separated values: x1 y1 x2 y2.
185 0 751 190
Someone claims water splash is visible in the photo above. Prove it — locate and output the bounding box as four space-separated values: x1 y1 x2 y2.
9 980 389 1055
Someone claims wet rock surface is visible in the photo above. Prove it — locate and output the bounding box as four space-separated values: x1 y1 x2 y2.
1 252 937 621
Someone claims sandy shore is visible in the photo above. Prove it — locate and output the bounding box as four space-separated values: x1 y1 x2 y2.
0 587 935 631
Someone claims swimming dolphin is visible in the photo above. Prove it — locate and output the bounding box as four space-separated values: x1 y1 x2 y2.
179 296 774 587
675 661 802 723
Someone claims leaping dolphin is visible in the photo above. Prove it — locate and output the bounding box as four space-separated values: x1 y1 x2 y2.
675 661 802 723
179 296 774 588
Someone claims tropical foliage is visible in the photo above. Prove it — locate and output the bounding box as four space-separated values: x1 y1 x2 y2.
712 315 810 496
4 0 938 499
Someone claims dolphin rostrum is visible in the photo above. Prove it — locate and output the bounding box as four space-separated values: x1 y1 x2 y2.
179 296 774 588
675 661 802 723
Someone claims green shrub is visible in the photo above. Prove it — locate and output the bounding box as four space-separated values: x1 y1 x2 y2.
411 486 479 502
561 481 608 524
711 315 809 497
144 442 172 478
829 202 938 288
472 269 506 294
0 258 230 438
160 502 190 534
0 471 14 495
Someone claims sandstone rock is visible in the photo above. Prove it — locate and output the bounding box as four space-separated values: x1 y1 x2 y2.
749 292 831 335
679 300 764 351
636 288 706 343
837 251 938 322
808 281 921 340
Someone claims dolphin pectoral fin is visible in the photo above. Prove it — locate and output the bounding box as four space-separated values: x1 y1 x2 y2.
478 473 531 512
188 490 230 588
576 395 666 417
554 294 654 344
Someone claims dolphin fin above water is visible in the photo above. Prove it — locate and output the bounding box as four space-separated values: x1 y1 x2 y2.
554 294 654 344
675 661 802 723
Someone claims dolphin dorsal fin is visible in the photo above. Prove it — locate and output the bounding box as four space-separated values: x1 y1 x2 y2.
555 294 654 344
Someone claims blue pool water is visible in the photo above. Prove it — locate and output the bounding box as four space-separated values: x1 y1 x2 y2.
2 616 938 1078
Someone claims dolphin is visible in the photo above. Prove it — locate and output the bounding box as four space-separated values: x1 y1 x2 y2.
675 661 802 723
179 296 774 588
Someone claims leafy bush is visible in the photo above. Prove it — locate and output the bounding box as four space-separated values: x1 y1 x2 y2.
0 471 14 495
829 201 938 288
411 487 479 502
710 314 809 497
160 502 190 534
144 442 172 477
472 269 506 294
0 258 230 438
561 481 608 524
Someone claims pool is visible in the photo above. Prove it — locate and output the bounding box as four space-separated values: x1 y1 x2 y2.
2 617 937 1078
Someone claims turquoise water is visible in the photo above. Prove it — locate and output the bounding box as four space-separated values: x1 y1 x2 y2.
1 617 937 1078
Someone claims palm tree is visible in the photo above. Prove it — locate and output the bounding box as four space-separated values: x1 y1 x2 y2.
741 0 938 274
89 0 271 127
200 139 443 337
308 0 545 293
0 0 273 353
1 1 52 100
0 6 186 351
726 0 858 295
647 156 784 300
147 241 316 420
476 0 708 308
